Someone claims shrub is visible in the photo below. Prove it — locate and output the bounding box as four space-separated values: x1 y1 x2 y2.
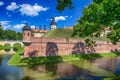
13 43 22 51
4 43 11 51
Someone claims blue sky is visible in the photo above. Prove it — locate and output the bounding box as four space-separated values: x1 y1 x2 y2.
0 0 92 32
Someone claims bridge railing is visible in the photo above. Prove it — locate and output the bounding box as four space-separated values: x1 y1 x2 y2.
0 40 22 42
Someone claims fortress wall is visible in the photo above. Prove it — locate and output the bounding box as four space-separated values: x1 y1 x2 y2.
24 38 120 57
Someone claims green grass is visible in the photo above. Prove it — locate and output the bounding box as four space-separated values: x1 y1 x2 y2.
7 47 24 66
43 28 110 41
43 28 74 38
8 48 120 66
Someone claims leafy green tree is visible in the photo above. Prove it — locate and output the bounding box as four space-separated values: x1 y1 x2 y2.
16 32 22 40
13 43 22 51
4 43 11 51
56 0 73 12
72 0 120 44
0 28 7 40
6 30 17 40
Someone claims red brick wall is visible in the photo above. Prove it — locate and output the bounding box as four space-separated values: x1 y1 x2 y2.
23 37 120 57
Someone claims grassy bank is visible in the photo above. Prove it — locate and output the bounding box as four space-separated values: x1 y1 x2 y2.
7 47 24 66
43 28 110 41
8 48 120 66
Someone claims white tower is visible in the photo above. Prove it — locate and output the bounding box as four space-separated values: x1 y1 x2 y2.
50 17 56 30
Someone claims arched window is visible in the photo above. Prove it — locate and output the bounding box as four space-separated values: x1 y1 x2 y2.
28 33 29 36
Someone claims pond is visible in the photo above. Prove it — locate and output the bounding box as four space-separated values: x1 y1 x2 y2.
0 53 120 80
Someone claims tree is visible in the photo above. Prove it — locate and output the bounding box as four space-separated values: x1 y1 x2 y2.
13 43 22 51
72 0 120 44
16 32 22 40
56 0 73 12
0 28 6 40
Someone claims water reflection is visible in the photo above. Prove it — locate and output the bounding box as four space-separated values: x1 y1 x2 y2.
0 54 23 80
0 55 2 65
0 53 120 80
0 48 16 55
22 57 119 80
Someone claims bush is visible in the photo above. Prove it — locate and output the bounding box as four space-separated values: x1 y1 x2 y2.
13 43 22 51
4 43 11 51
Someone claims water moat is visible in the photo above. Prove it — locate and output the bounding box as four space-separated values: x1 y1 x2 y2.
0 51 120 80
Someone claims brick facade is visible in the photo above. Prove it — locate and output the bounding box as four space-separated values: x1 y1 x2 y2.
23 34 120 57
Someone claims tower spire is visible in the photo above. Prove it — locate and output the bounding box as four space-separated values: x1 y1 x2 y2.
50 17 56 30
39 25 41 30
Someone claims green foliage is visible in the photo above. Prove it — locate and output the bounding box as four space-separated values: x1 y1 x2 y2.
56 0 73 12
0 27 22 40
13 43 22 51
85 38 97 48
4 43 11 51
0 45 4 50
73 0 120 44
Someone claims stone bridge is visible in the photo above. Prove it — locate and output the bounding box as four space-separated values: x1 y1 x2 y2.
0 40 23 47
0 40 24 54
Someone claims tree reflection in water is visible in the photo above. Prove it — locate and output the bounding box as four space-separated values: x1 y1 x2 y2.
0 55 2 65
21 76 33 80
22 57 120 80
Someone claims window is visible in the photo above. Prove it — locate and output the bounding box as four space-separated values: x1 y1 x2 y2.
28 33 29 36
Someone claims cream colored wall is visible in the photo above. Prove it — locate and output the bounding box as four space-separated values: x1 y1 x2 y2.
101 30 111 37
51 25 56 30
33 33 45 37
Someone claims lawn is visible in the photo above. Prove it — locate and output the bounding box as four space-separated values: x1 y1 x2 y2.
42 28 110 41
8 48 120 66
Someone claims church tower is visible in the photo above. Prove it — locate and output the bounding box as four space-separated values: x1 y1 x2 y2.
22 23 32 41
50 17 56 30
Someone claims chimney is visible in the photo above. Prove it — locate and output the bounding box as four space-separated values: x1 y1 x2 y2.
44 25 46 30
39 25 41 30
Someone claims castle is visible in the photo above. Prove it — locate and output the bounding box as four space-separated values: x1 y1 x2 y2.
22 17 118 57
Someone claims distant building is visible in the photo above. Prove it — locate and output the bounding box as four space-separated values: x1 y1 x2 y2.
101 27 111 37
64 26 73 30
32 25 48 37
64 26 111 37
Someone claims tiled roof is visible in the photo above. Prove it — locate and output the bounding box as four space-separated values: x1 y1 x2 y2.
32 30 48 33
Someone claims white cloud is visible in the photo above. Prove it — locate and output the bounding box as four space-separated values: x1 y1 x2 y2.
6 2 19 11
0 1 4 6
31 25 35 29
0 21 11 30
55 16 66 22
0 21 11 25
13 24 25 29
19 3 48 16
